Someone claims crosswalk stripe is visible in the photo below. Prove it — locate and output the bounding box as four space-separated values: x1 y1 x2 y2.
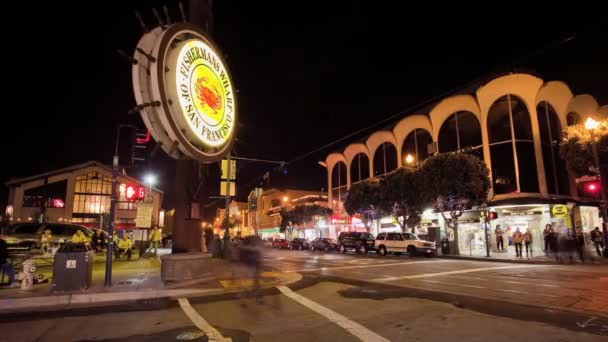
177 298 232 342
277 286 390 342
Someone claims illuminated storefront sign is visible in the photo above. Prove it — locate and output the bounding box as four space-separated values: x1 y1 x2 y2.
52 199 65 208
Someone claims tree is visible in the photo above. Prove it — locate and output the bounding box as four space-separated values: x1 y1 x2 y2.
380 168 429 233
420 153 490 254
343 178 384 232
280 204 332 239
560 119 608 198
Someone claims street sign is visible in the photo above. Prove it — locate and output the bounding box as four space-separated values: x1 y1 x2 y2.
220 181 236 196
221 159 237 180
135 202 153 228
551 204 568 218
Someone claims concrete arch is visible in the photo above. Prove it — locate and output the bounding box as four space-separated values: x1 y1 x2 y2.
366 131 397 159
535 80 573 129
599 105 608 120
476 73 547 197
567 94 600 120
429 95 481 142
392 114 433 156
343 143 370 169
325 152 347 204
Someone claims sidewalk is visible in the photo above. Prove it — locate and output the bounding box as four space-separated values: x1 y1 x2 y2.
439 249 608 265
0 251 301 316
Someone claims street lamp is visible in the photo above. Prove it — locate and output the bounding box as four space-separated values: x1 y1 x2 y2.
405 154 415 166
585 116 607 256
283 196 289 203
144 173 157 193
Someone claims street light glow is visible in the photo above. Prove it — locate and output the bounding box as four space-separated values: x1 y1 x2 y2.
283 196 289 202
585 117 599 130
405 154 415 165
144 174 157 186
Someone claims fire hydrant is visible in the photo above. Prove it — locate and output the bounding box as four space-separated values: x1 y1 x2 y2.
16 259 36 290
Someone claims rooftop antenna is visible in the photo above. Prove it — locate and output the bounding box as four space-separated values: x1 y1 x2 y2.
163 6 172 25
178 2 187 22
134 10 149 32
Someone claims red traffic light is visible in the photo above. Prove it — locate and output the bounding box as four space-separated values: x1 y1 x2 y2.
585 182 599 192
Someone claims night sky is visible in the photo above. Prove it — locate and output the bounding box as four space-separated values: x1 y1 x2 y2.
3 1 607 218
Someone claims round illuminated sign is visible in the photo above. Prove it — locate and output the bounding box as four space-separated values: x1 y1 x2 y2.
551 205 568 218
173 39 235 148
132 23 236 162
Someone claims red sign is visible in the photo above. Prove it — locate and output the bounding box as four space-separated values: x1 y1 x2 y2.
52 199 65 208
125 185 146 201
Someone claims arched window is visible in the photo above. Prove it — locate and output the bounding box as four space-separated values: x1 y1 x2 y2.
350 153 370 184
373 142 397 177
566 112 581 126
401 129 432 167
331 161 347 204
438 111 483 159
537 102 569 195
488 95 539 194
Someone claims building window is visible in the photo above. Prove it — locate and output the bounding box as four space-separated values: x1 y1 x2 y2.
350 153 370 184
402 128 432 167
372 142 397 177
537 102 570 195
488 94 539 194
331 162 347 208
73 172 112 214
23 180 67 208
438 111 483 159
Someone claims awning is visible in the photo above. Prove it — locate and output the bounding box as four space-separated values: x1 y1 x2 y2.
258 228 280 234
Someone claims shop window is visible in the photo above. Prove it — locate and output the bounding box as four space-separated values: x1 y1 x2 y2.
402 129 432 167
22 180 67 208
350 153 370 184
373 142 398 177
488 95 539 194
73 172 112 214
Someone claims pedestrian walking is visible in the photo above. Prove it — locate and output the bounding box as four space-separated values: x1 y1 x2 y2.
149 226 162 256
494 225 504 251
543 224 555 256
523 229 533 257
590 226 604 257
513 227 523 257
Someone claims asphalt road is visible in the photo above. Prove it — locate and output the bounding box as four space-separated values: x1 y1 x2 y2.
1 248 607 341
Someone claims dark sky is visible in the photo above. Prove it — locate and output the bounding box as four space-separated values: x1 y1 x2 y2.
3 1 607 218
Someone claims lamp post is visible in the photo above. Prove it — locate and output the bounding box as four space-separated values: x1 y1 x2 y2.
585 117 608 256
144 174 157 195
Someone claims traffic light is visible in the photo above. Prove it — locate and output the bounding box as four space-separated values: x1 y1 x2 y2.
576 175 601 199
132 130 150 164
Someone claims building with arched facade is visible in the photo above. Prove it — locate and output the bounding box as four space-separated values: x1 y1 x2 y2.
324 73 606 256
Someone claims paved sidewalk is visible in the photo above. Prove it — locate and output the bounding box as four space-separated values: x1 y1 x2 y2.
439 251 608 264
0 253 300 316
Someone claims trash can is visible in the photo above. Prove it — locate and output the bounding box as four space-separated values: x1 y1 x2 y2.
51 242 94 292
441 238 450 255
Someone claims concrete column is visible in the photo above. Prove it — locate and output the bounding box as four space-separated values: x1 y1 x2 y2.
528 102 549 196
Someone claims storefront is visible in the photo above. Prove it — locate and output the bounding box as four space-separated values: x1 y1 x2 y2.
258 227 282 240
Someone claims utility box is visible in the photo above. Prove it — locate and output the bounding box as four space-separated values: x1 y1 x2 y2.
51 243 94 292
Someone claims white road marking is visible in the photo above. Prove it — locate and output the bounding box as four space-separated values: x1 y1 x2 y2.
501 280 528 285
177 298 232 342
277 286 390 342
284 260 452 273
445 275 485 281
422 280 485 289
499 289 559 298
374 265 543 282
539 284 560 288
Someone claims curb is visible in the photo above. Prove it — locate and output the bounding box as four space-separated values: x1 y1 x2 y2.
0 271 301 317
437 254 608 265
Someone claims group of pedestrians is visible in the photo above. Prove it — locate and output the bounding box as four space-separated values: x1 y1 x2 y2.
495 223 605 262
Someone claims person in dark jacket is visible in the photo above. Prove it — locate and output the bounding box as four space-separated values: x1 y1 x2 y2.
91 230 106 254
590 227 604 257
0 237 15 286
575 227 586 262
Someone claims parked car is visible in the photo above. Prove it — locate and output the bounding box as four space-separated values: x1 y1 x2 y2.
1 223 94 253
337 232 375 254
288 238 309 251
271 239 290 249
309 238 338 252
374 232 436 257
